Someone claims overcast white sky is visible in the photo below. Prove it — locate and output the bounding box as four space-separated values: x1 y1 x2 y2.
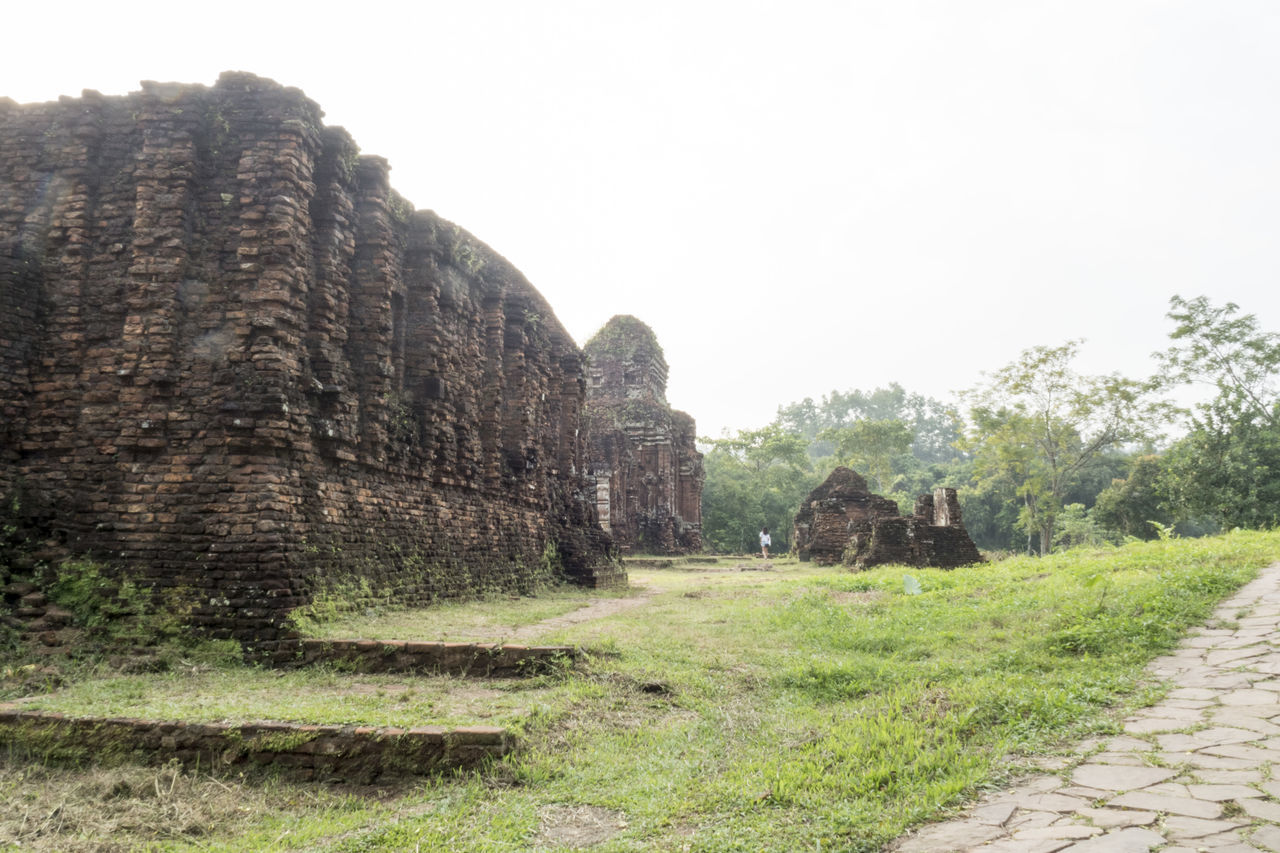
6 1 1280 435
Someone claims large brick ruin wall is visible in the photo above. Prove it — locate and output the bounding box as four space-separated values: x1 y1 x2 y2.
0 73 619 650
793 467 982 569
583 316 703 554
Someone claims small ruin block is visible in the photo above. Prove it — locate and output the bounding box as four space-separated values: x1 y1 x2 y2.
793 467 982 569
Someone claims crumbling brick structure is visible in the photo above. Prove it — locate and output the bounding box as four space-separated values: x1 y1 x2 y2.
0 73 620 651
792 467 981 569
583 316 703 554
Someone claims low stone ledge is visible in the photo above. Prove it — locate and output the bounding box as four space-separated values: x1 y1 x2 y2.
0 709 513 782
286 638 579 676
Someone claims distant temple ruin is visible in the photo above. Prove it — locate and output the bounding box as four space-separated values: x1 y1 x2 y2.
793 467 981 569
583 316 703 554
0 73 620 651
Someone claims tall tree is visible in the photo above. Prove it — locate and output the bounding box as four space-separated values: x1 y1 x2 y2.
698 425 817 553
819 419 913 493
962 341 1162 555
1156 295 1280 428
1153 295 1280 530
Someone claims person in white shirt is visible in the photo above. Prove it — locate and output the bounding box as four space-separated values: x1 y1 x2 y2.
759 527 771 558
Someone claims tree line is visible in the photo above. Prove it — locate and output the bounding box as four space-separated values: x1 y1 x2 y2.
699 295 1280 556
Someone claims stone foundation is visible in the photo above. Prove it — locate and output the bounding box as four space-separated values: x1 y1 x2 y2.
288 638 577 674
0 709 510 782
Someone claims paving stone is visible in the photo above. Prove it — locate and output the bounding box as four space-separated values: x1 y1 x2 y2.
1191 727 1267 746
1013 825 1102 841
1090 752 1152 767
892 819 1006 852
1261 779 1280 799
1007 810 1062 831
1168 687 1220 699
1124 717 1190 735
1217 634 1272 647
1142 705 1208 721
1198 839 1262 853
974 840 1071 853
1202 744 1280 763
1252 824 1280 852
1193 769 1263 785
1160 752 1257 770
1238 797 1280 822
1074 807 1157 828
1157 733 1209 752
1245 657 1280 676
1251 679 1280 692
1143 781 1191 797
1220 689 1280 707
1163 699 1214 709
1063 826 1166 852
1012 776 1068 795
971 801 1018 826
1186 783 1265 801
1103 735 1157 752
1058 785 1113 800
1017 793 1090 813
1108 790 1223 819
1071 764 1176 792
1162 815 1249 838
1208 709 1280 736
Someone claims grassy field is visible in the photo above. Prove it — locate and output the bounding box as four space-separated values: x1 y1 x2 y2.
3 531 1280 851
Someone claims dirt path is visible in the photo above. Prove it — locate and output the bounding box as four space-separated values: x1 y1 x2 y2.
505 584 658 641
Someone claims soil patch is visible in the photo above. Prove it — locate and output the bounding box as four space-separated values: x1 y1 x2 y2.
532 803 627 849
505 586 657 641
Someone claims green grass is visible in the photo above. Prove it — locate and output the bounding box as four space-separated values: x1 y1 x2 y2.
6 531 1280 852
12 667 568 730
298 582 647 642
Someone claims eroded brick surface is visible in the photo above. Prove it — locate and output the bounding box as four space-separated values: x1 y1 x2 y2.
583 315 702 554
0 73 620 650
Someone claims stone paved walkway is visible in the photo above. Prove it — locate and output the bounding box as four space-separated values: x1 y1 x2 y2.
889 562 1280 853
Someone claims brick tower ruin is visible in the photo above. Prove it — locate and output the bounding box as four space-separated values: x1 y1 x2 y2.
0 73 620 651
583 316 703 554
792 467 981 569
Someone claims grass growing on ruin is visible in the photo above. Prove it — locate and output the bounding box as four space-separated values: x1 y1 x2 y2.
6 531 1280 852
11 666 568 730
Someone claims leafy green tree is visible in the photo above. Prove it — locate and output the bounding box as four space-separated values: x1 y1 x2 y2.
962 341 1163 555
1092 455 1175 540
698 426 818 553
1153 295 1280 530
1052 503 1110 550
1160 411 1280 530
819 419 913 493
1156 295 1280 428
775 384 962 464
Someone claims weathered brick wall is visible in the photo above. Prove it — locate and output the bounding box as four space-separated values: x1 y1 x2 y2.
583 315 703 554
0 73 619 650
